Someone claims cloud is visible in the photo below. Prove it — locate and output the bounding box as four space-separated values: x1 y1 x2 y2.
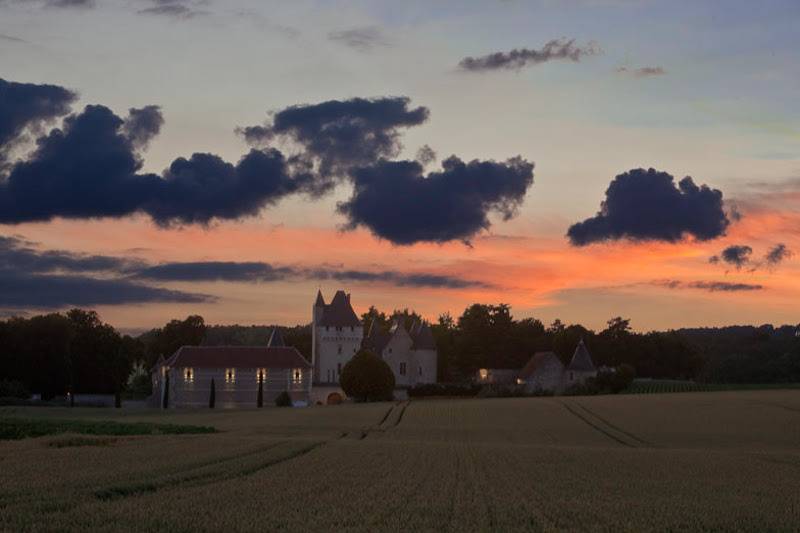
0 34 27 44
765 243 792 266
0 78 76 173
0 235 144 273
0 270 212 309
415 145 437 165
654 279 763 292
338 156 534 244
567 168 730 246
137 0 207 19
123 105 164 149
719 244 752 269
1 234 492 291
239 96 429 184
616 66 666 78
0 101 306 225
459 38 601 72
328 26 388 51
135 260 492 289
2 79 535 245
44 0 94 7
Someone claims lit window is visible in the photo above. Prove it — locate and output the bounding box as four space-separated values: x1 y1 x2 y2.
293 369 302 383
225 368 236 384
479 368 489 380
399 362 407 376
257 368 266 383
184 368 193 383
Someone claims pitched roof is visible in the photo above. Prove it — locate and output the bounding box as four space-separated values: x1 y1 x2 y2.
314 289 325 307
267 327 286 348
318 290 361 328
518 351 564 380
163 346 310 369
568 339 596 372
362 318 392 354
411 321 436 350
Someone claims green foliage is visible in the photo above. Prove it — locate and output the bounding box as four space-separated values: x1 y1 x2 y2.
340 349 395 402
257 376 264 408
275 391 292 407
162 374 170 409
0 418 215 441
126 362 152 397
143 315 206 366
47 436 118 448
408 383 480 398
0 379 30 399
209 378 216 409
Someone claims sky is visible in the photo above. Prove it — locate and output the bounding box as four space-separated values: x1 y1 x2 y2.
0 0 798 332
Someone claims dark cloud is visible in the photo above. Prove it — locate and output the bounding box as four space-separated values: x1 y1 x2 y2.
0 34 27 44
719 245 752 269
43 0 94 8
123 105 164 149
567 168 730 246
654 279 763 292
2 234 491 290
239 96 429 183
137 0 206 19
136 261 295 282
765 243 792 266
2 80 535 245
0 270 212 309
328 26 388 51
136 260 492 289
616 66 666 77
459 39 601 72
416 145 437 166
0 102 305 225
338 156 534 244
0 235 143 273
0 78 76 173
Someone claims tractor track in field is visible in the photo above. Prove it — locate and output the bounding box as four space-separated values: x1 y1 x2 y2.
559 401 639 448
574 402 654 447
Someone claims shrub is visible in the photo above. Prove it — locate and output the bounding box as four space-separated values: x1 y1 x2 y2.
257 376 264 408
340 349 395 402
275 391 292 407
408 383 481 398
0 380 30 399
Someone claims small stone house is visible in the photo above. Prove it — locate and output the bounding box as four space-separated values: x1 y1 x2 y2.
518 351 565 393
517 340 598 394
152 345 312 408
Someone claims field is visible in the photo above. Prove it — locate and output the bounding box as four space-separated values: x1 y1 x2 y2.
1 390 799 532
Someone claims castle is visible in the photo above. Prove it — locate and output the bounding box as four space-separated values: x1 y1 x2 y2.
312 289 438 387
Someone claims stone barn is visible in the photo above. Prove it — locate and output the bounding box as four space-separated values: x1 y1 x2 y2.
565 339 597 386
152 346 312 408
517 351 565 393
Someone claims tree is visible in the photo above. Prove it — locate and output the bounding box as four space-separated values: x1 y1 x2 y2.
209 378 216 409
340 349 395 402
162 374 170 409
257 373 264 408
275 390 292 407
145 315 206 366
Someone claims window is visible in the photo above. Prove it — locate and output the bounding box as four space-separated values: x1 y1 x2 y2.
350 326 354 332
293 369 302 384
399 362 407 376
257 369 266 383
184 368 193 383
418 366 422 377
353 347 356 353
337 363 341 376
570 372 574 381
225 368 236 384
325 326 329 332
337 344 342 355
479 369 489 380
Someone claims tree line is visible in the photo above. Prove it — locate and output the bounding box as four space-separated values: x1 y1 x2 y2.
1 304 798 398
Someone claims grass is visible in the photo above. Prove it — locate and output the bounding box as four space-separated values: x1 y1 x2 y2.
624 380 800 394
46 436 118 448
0 417 216 440
1 390 799 531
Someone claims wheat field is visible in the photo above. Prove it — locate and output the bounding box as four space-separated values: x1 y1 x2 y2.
1 390 799 532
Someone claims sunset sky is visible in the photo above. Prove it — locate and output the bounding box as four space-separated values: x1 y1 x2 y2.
1 0 798 332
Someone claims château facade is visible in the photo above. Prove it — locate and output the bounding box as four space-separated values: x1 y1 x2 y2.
311 289 438 387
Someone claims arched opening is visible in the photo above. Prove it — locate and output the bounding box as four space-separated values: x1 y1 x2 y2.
326 392 343 405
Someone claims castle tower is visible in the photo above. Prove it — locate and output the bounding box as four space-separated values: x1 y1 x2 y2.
311 289 363 384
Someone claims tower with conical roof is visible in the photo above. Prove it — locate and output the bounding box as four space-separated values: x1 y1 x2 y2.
311 289 363 385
